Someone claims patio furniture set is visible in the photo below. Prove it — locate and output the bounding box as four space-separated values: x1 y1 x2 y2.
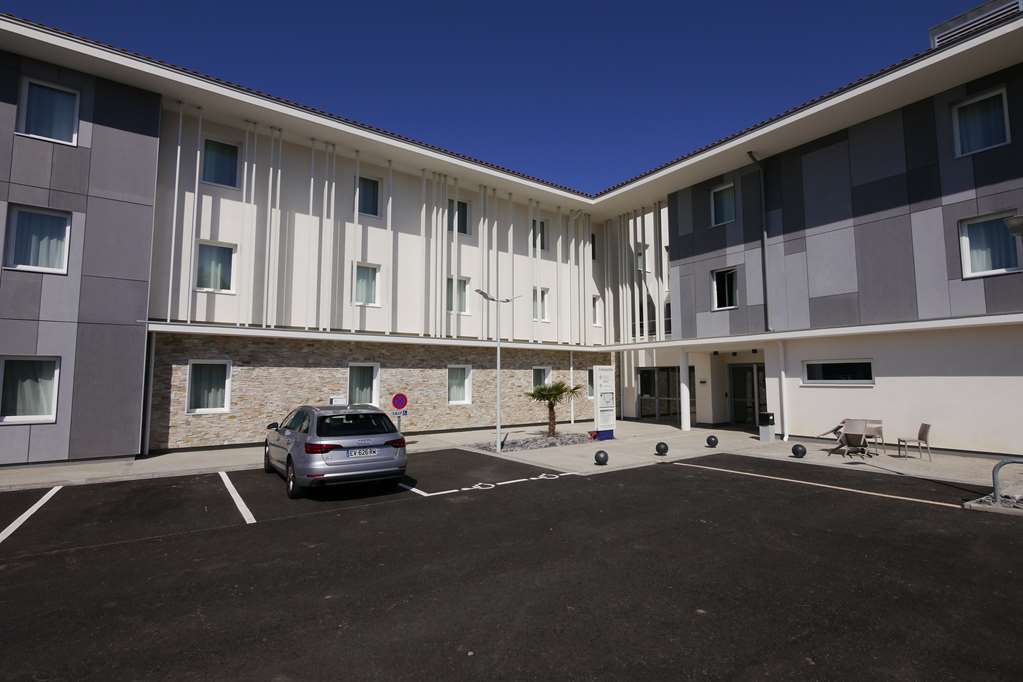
819 420 932 459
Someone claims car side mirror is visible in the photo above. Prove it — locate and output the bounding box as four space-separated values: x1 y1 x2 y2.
266 422 279 430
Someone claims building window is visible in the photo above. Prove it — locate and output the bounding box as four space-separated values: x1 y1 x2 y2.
664 300 672 336
354 264 379 305
447 200 469 235
586 368 594 399
195 242 235 292
959 213 1021 278
187 360 230 413
358 176 380 216
953 88 1011 157
592 295 602 327
711 183 735 226
447 365 472 404
592 233 598 260
3 206 71 274
202 139 240 187
348 363 379 405
532 366 552 388
712 268 737 310
447 277 469 314
0 357 58 423
532 287 549 321
17 79 79 145
803 360 874 386
532 220 546 251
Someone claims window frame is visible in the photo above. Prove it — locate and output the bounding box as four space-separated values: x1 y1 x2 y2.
446 364 473 405
194 240 237 294
532 286 550 321
446 199 471 235
532 366 552 389
358 176 381 218
446 276 471 315
3 205 72 275
801 359 874 387
0 356 60 424
586 368 594 399
185 359 232 415
958 211 1022 279
532 219 547 252
710 182 736 227
952 87 1012 158
347 362 380 406
353 262 381 307
200 137 242 189
711 267 738 312
592 295 602 327
16 77 80 147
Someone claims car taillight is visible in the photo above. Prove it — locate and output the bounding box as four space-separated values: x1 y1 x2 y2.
304 443 337 454
385 437 406 448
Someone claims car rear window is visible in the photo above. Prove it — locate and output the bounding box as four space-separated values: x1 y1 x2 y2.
316 413 396 437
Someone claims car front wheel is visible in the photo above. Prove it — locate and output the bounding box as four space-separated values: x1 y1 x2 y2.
286 460 302 499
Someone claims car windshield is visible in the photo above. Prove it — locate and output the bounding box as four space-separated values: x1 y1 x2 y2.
316 413 396 437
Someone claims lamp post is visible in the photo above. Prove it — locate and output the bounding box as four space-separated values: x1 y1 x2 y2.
475 289 518 453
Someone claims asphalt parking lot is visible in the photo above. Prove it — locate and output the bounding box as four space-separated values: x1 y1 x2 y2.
1 449 1020 680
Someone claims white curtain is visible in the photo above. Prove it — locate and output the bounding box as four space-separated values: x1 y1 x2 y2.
959 94 1007 154
189 363 226 410
13 210 67 270
447 279 466 313
25 83 76 143
966 218 1018 273
448 367 467 403
197 244 232 290
349 366 375 404
355 266 377 305
1 360 56 417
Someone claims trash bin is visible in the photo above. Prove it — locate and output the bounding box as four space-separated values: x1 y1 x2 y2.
758 412 775 442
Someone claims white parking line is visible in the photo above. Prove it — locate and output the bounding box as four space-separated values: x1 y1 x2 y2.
218 472 256 524
398 483 430 497
673 462 960 509
0 486 62 545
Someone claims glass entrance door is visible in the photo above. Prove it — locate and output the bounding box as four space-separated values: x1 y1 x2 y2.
728 363 766 427
638 368 657 419
637 366 692 422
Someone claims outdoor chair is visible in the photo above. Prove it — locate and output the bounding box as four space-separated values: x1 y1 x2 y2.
897 423 932 461
829 419 870 457
865 420 886 455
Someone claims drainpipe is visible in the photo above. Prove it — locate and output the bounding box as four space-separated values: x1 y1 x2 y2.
747 152 771 333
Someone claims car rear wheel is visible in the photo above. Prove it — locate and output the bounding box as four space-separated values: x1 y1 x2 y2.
286 459 302 499
263 443 273 474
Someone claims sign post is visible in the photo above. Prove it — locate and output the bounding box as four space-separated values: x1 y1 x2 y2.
593 365 616 440
390 392 409 432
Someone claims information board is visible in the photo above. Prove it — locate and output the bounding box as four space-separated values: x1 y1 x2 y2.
593 365 616 435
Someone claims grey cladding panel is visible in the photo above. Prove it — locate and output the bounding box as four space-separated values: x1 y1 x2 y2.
854 214 918 324
740 170 762 245
911 207 951 319
0 318 38 354
984 273 1023 314
69 323 146 459
809 292 860 328
87 78 161 205
802 140 852 229
50 145 91 196
78 275 149 326
679 273 696 339
10 136 53 189
0 270 42 319
805 228 858 298
848 111 906 186
82 196 156 282
851 173 909 222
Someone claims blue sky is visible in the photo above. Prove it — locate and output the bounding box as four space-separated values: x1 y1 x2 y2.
5 0 972 193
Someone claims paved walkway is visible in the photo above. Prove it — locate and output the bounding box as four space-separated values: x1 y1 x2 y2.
1 420 1019 494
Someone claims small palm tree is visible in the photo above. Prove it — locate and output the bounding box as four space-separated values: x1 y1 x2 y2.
526 381 583 437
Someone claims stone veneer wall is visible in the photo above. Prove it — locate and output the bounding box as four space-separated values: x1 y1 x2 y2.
149 333 614 450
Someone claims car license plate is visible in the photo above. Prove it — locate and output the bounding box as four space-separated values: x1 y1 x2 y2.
347 448 377 458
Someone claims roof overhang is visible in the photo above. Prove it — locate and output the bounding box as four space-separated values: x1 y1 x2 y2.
1 14 1022 218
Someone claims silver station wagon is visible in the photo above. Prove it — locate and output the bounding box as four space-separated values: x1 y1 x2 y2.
264 404 408 498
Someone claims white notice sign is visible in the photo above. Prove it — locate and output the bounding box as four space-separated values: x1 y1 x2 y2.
593 365 616 434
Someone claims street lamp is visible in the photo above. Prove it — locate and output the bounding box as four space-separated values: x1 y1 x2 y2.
475 289 518 453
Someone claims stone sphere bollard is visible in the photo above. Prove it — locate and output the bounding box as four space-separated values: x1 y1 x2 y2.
706 435 719 448
594 450 609 466
791 443 807 458
655 442 669 456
